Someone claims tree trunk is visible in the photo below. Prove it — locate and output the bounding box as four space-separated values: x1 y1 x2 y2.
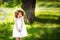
22 0 36 23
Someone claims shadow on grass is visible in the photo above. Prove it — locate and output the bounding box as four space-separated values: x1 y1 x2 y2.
0 21 60 40
0 14 60 40
35 14 60 24
0 22 15 40
24 25 60 40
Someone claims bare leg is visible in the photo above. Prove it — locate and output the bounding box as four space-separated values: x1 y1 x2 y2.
16 37 22 40
19 38 22 40
16 37 19 40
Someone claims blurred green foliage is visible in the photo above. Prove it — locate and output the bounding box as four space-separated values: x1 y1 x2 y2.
0 0 60 8
0 8 60 40
0 0 60 40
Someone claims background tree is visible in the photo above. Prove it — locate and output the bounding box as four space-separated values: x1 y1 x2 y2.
22 0 36 23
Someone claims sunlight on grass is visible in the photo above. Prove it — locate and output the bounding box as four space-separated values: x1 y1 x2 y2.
26 25 31 29
28 34 32 37
0 7 60 40
35 11 60 16
32 21 60 28
33 33 41 38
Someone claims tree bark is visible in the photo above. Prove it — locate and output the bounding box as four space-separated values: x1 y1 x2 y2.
22 0 36 23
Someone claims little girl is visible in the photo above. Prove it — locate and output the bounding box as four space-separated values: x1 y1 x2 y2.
12 9 28 40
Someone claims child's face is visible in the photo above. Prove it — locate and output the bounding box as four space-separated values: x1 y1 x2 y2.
17 12 22 18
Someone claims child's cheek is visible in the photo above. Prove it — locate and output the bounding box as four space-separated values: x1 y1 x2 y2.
19 15 22 16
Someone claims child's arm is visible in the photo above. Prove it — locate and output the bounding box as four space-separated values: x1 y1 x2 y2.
15 17 24 32
14 18 19 30
15 18 22 32
14 16 24 32
21 16 24 29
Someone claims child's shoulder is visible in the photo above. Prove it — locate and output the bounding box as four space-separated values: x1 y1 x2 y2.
14 17 18 20
22 16 24 18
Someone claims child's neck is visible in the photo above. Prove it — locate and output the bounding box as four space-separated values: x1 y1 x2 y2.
18 16 23 18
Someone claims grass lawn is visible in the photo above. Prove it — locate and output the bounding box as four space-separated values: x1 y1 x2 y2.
0 1 60 40
0 7 60 40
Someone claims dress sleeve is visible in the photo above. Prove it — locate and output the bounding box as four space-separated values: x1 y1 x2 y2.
21 16 24 28
14 18 18 24
14 18 19 30
14 17 25 30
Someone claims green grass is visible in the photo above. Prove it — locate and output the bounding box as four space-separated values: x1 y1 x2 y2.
36 1 60 8
0 1 60 39
0 7 60 40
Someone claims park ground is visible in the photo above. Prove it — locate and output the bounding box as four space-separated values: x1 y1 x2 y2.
0 1 60 40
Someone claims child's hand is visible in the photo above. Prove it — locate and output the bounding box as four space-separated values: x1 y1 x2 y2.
18 30 22 32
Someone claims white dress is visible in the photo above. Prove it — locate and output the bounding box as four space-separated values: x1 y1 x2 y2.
12 16 28 38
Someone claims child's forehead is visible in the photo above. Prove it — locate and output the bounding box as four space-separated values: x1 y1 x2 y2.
18 12 22 14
